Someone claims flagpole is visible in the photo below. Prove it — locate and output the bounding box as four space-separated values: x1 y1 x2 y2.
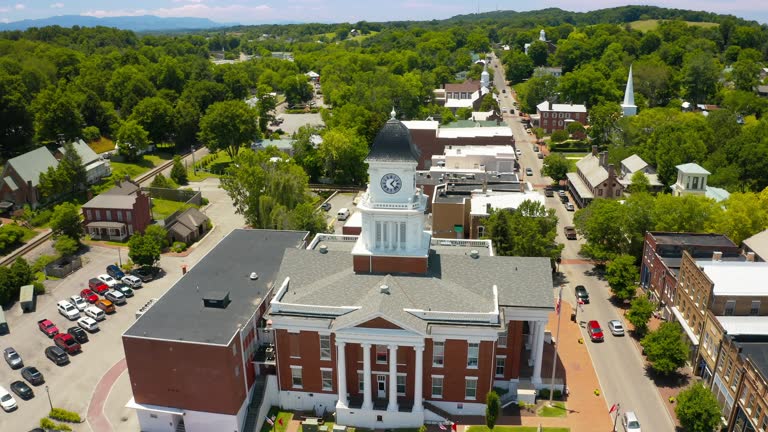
612 404 621 432
549 285 564 407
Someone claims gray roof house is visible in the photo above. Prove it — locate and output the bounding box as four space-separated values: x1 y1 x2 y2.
167 207 210 245
58 139 111 185
0 147 60 209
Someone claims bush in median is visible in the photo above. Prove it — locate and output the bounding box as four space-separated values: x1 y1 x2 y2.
40 418 72 431
49 407 82 423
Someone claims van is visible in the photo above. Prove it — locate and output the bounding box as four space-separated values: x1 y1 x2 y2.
337 208 350 221
622 411 641 431
85 306 105 321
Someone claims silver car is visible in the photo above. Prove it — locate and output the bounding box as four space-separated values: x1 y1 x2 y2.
608 319 625 336
3 348 23 369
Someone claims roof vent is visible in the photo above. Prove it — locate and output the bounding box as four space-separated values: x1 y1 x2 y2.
319 245 328 254
712 251 723 261
380 284 390 294
250 272 259 280
202 291 231 309
470 250 480 259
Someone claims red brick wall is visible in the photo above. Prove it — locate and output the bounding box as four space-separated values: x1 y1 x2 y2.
274 329 335 394
357 318 402 330
353 255 428 274
497 321 523 379
408 128 439 169
132 191 152 233
423 339 494 403
123 335 246 414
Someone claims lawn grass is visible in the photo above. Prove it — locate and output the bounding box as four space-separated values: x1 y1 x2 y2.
467 427 569 432
538 401 567 418
629 19 717 32
151 198 196 220
87 137 115 154
20 225 40 242
259 409 293 432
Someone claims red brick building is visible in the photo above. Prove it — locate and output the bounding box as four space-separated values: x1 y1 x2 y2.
81 178 151 241
402 121 514 169
532 101 587 134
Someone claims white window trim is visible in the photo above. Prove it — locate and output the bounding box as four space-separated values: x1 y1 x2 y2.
467 342 480 369
396 373 406 396
431 375 444 398
495 355 505 378
290 365 303 389
465 377 478 400
321 368 333 391
319 335 332 361
375 345 388 364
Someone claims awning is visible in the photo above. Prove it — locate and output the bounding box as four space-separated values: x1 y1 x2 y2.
0 201 14 209
566 172 594 199
125 397 184 416
671 306 700 345
86 221 126 229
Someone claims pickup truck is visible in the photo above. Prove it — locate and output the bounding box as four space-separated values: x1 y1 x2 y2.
38 319 59 338
53 333 81 354
564 226 577 240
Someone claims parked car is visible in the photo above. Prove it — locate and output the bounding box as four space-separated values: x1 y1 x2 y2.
78 316 100 332
115 284 134 298
544 187 554 197
608 320 625 336
21 367 44 386
84 307 105 322
96 274 118 288
320 202 332 211
574 285 590 304
106 264 125 280
538 152 544 159
67 326 89 344
130 267 159 282
121 275 142 289
525 167 534 176
69 295 88 311
3 347 22 369
558 190 566 198
45 346 69 365
515 148 522 156
560 194 569 204
57 300 80 320
53 333 81 354
9 380 33 400
622 411 641 432
37 319 59 338
80 289 99 303
587 320 604 342
0 386 17 411
565 202 574 211
96 299 115 314
105 290 126 305
564 226 577 240
88 278 109 294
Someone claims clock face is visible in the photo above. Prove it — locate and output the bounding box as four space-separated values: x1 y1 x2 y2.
380 173 402 194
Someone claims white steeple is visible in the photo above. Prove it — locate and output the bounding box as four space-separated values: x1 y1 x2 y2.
622 64 637 117
539 29 546 41
481 63 490 88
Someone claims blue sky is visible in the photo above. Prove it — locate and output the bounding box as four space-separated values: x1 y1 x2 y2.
1 1 766 25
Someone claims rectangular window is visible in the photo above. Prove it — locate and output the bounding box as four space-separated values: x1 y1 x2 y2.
751 301 761 316
433 342 444 367
761 413 767 430
96 211 101 221
106 210 112 221
467 343 479 368
321 369 333 391
465 378 477 400
692 177 699 190
397 375 406 395
289 333 301 358
126 211 132 222
717 354 725 371
748 394 756 414
732 369 742 391
291 367 302 388
725 360 732 381
725 300 736 316
86 209 92 220
477 226 485 238
358 372 364 392
117 211 123 222
495 357 505 377
497 332 507 348
598 189 603 196
431 376 443 398
319 335 331 360
740 385 748 403
376 345 387 364
397 349 407 365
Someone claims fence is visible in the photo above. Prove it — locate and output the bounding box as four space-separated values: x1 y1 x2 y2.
142 187 202 206
44 256 83 278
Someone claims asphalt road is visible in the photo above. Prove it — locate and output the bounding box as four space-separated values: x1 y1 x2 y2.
490 52 676 432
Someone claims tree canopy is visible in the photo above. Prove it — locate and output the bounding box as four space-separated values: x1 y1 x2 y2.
483 201 563 260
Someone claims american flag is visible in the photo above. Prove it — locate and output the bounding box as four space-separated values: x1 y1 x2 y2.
265 416 274 426
439 424 447 430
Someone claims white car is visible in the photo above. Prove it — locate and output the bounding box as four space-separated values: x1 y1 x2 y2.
608 319 625 336
515 149 522 156
78 316 100 332
121 275 143 288
57 300 80 320
622 411 641 432
0 386 17 411
97 274 118 288
69 295 88 311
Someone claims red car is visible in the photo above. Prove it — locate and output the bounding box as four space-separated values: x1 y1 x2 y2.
37 319 59 338
53 334 81 354
79 289 99 304
88 278 109 295
588 320 604 342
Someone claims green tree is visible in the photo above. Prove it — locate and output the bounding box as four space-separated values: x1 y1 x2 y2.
573 199 628 261
485 391 501 430
566 121 585 137
527 41 549 67
291 125 324 181
641 322 688 376
170 155 188 185
151 173 174 188
682 50 721 103
626 295 655 336
675 383 722 432
288 203 329 236
0 71 33 159
198 100 260 160
129 97 176 145
627 171 650 194
115 120 150 161
516 75 558 113
31 86 83 143
541 153 569 182
144 225 169 250
58 140 86 193
504 51 534 84
283 75 314 107
38 166 62 199
605 254 638 301
550 129 568 143
483 201 563 260
256 85 277 133
587 102 621 145
128 233 161 267
9 257 33 292
710 191 768 245
318 128 369 185
82 126 101 142
652 194 721 233
49 202 82 241
54 235 79 257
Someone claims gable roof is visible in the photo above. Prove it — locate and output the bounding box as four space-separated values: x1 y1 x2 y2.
576 153 608 187
103 179 141 195
175 207 209 229
621 154 648 174
444 80 481 94
5 147 59 187
676 163 710 175
59 139 100 165
82 193 137 210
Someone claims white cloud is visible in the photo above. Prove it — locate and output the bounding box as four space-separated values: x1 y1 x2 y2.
83 3 272 21
173 0 204 3
50 2 64 8
0 7 9 13
1 18 9 23
14 3 25 10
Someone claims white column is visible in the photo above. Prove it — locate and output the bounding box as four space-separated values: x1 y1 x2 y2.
531 321 545 386
362 343 373 410
412 345 424 412
336 341 348 407
387 345 398 412
528 321 539 366
526 321 534 350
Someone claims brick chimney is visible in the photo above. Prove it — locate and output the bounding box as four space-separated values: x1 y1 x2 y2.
746 252 755 262
599 151 608 167
548 100 553 111
712 251 723 261
591 145 598 156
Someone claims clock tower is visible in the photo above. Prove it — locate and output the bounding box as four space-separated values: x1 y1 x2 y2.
351 112 431 274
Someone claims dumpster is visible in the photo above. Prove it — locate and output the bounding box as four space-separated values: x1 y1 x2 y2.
19 284 34 313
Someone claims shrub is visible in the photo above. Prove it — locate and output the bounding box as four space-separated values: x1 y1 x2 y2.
33 281 46 295
201 197 210 206
82 126 101 142
550 129 569 143
170 155 188 185
171 241 188 253
32 255 57 273
150 173 174 189
49 407 82 423
40 418 72 431
30 209 53 227
538 388 551 399
0 224 26 254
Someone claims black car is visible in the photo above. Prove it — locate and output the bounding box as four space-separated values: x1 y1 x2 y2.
575 285 590 304
45 346 69 366
21 367 44 386
131 266 161 282
320 202 332 211
115 283 134 297
544 188 554 197
10 380 34 400
67 326 89 344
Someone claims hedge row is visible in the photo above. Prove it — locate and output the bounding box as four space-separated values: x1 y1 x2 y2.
49 407 82 423
40 418 72 431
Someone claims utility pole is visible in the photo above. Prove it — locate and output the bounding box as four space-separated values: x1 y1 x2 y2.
45 385 53 411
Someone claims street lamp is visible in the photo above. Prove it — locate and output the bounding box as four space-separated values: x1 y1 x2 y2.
45 385 53 411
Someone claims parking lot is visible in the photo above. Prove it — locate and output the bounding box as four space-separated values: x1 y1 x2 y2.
318 192 359 233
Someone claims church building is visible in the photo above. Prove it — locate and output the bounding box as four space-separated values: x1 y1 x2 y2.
268 114 555 428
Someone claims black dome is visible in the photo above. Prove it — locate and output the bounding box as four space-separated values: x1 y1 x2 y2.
366 119 421 163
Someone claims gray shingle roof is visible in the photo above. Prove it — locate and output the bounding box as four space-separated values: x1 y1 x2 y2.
575 153 608 187
6 147 59 187
621 154 648 174
59 139 100 165
82 193 137 210
676 163 710 175
365 119 421 163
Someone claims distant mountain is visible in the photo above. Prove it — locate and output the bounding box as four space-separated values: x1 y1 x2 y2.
0 15 231 32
